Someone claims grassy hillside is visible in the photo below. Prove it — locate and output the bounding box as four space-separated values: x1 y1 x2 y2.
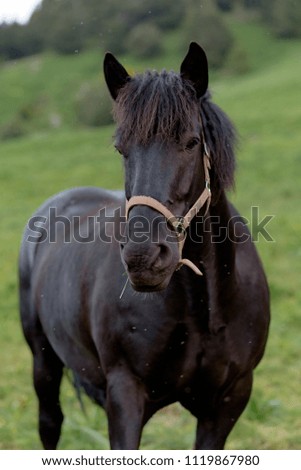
0 29 188 134
0 18 296 134
0 20 300 449
214 39 301 448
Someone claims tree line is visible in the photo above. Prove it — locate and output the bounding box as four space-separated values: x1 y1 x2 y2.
0 0 300 63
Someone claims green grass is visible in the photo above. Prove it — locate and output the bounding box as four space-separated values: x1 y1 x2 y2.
210 33 301 449
0 20 301 449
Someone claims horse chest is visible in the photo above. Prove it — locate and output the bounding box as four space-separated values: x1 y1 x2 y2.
113 315 209 392
109 304 235 401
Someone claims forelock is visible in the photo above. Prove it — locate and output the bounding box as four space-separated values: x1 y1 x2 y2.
113 70 199 145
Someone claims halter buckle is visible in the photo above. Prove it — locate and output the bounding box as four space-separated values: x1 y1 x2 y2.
205 180 211 193
174 216 186 236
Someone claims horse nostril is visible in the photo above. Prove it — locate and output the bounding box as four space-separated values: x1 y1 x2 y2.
153 257 162 269
153 244 171 270
122 244 172 273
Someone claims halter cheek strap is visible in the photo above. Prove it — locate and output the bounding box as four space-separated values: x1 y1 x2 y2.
125 145 211 276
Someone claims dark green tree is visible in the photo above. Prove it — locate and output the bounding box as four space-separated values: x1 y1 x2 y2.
125 22 163 58
261 0 301 38
27 0 85 54
143 0 185 29
0 22 42 60
182 0 234 69
215 0 234 12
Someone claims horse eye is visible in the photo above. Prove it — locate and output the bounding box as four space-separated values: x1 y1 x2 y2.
115 145 127 158
185 138 200 151
114 145 122 155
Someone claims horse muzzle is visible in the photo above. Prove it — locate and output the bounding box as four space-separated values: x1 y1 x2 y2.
120 215 179 292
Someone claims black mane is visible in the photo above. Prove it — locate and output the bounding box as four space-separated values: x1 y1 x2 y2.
201 94 236 196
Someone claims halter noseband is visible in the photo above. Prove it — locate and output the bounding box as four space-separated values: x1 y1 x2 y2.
125 136 211 276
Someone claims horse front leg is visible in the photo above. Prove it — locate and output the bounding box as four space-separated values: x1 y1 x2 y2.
106 367 146 449
194 372 253 450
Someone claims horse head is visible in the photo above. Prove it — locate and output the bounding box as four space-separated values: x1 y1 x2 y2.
104 43 210 291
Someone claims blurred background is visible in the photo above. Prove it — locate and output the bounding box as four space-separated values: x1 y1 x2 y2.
0 0 300 449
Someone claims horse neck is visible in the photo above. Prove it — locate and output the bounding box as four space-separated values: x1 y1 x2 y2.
182 191 236 331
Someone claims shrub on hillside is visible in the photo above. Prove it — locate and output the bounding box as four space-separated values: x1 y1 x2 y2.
100 18 129 55
49 16 84 55
225 44 251 75
215 0 234 12
125 22 163 59
75 82 113 127
144 0 185 29
182 1 234 69
0 22 42 60
261 0 301 38
0 117 26 140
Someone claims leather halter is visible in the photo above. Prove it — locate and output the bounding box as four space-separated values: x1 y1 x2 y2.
125 136 211 276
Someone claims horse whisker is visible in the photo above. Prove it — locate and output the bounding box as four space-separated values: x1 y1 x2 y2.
119 276 129 299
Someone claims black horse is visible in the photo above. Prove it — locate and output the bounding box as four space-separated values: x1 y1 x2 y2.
19 43 270 450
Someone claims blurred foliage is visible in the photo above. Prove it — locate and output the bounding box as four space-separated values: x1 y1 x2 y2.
125 22 163 59
182 1 234 69
0 0 185 58
0 116 26 140
75 81 113 127
260 0 301 38
215 0 235 12
1 0 301 132
1 0 299 64
0 0 299 62
0 22 43 60
224 43 250 75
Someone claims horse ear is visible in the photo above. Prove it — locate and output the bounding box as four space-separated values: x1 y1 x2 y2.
180 42 208 98
104 52 130 100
